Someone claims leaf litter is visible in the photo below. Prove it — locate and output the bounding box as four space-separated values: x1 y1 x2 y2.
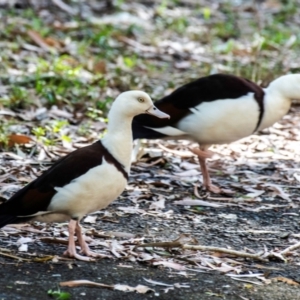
0 0 300 295
1 107 299 289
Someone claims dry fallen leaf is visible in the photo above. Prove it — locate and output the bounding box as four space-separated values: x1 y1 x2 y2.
93 61 107 74
52 0 76 15
272 277 300 286
173 283 190 288
17 237 34 244
27 30 57 52
110 240 125 258
18 244 28 252
174 198 224 208
107 231 136 238
218 213 237 220
153 260 186 270
149 196 165 211
7 134 32 147
83 215 97 224
117 206 146 214
162 286 174 293
60 280 113 289
143 278 173 287
60 280 154 293
267 184 291 201
15 281 30 285
114 284 154 293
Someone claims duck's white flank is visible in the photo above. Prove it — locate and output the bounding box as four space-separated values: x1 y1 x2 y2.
47 159 127 220
144 94 259 144
177 94 259 144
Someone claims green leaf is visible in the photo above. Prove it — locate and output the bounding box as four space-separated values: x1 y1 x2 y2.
47 289 71 300
202 7 211 20
32 127 46 137
61 135 72 143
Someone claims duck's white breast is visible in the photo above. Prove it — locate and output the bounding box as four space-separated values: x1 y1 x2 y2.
258 91 291 130
177 95 260 144
48 159 127 218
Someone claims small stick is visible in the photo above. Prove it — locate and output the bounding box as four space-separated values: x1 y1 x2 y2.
0 251 30 261
182 244 267 262
60 280 114 289
51 0 76 15
158 143 193 158
280 241 300 255
134 241 182 250
135 241 267 262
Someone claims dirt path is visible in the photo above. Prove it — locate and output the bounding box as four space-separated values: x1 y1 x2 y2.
1 259 300 300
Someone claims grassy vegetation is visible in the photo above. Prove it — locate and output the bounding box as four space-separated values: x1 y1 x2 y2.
0 0 299 148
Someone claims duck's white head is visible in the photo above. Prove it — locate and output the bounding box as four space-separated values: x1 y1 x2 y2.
110 90 170 119
267 73 300 100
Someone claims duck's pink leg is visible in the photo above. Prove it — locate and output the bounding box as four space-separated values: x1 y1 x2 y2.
189 146 233 194
63 219 93 261
75 221 105 258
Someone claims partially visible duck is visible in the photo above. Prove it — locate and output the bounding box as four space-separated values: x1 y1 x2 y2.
132 73 300 193
0 91 169 261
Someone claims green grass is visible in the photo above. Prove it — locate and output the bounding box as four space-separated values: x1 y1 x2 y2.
32 120 70 146
0 0 299 148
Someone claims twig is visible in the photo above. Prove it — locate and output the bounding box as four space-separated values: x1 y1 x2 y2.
280 241 300 255
51 0 76 15
135 241 268 262
182 245 267 262
27 30 55 52
118 36 156 53
233 293 251 300
158 143 193 158
137 158 165 167
193 184 203 199
60 280 114 289
0 251 30 261
230 277 263 285
0 247 10 252
134 241 182 250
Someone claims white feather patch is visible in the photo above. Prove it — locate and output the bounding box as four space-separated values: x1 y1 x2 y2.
49 160 127 219
145 126 187 136
177 95 260 144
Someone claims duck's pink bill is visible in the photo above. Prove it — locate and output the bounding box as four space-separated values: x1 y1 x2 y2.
146 106 170 119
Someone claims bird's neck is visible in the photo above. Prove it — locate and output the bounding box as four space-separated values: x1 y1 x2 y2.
102 112 133 172
267 75 300 101
259 77 295 130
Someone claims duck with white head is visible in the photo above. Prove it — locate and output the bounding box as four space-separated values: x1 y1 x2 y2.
0 90 169 261
132 73 300 193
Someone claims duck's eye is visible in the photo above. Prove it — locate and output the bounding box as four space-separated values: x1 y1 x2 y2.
138 98 144 103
